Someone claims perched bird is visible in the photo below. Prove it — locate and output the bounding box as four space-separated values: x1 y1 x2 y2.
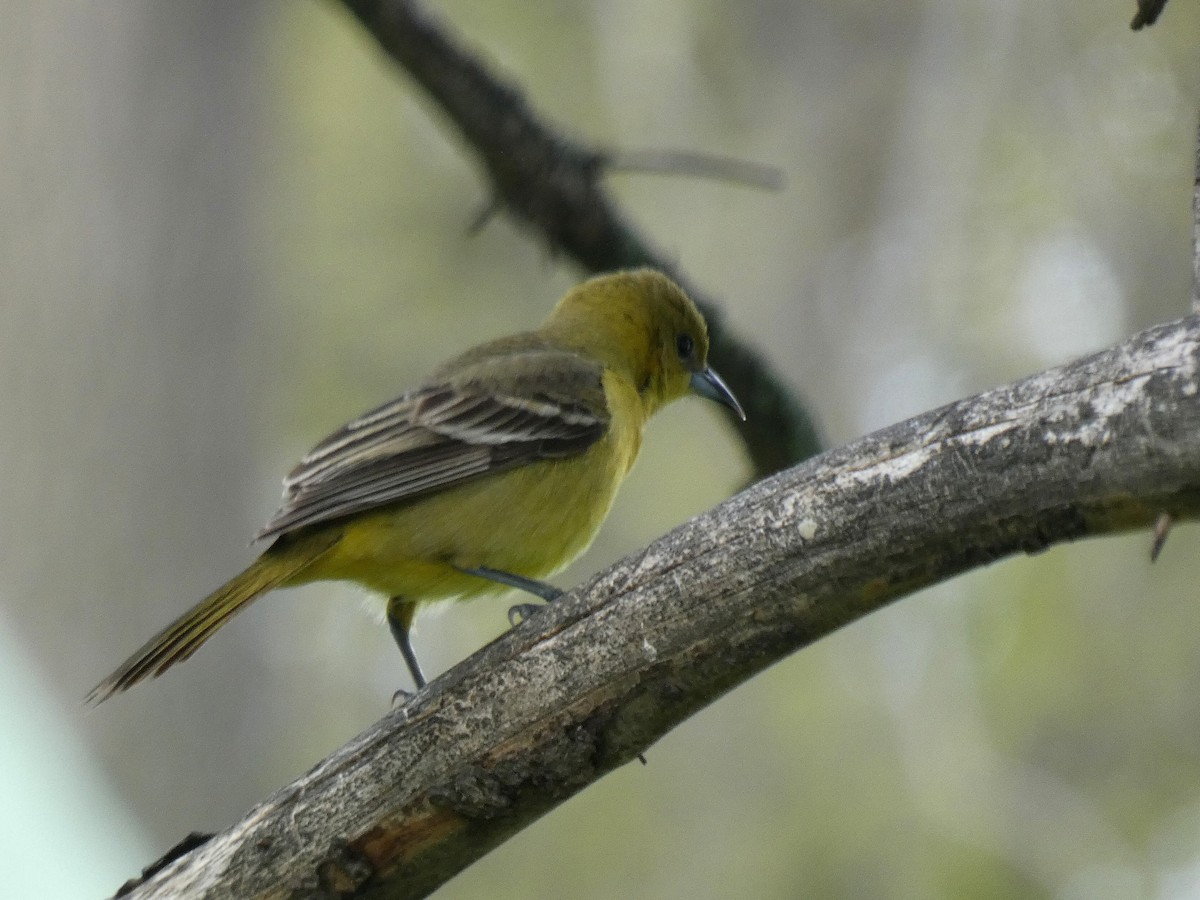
87 269 744 704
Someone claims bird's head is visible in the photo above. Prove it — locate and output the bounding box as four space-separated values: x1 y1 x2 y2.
545 269 745 420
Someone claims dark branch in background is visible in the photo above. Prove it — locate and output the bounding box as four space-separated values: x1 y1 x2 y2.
118 316 1200 899
338 0 822 476
1130 0 1168 29
602 148 786 191
1193 117 1200 313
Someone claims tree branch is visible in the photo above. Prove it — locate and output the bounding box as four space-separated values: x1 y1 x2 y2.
118 314 1200 899
1130 0 1169 29
1193 115 1200 313
336 0 822 477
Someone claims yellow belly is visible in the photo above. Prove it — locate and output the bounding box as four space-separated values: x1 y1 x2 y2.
292 372 645 604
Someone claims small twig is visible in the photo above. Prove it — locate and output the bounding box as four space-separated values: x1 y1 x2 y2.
466 195 502 235
115 832 213 897
601 149 785 192
1151 511 1174 561
1130 0 1169 29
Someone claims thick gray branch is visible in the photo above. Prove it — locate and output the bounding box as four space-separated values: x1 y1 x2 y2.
119 315 1200 899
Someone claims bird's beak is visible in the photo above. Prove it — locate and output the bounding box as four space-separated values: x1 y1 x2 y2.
690 367 746 421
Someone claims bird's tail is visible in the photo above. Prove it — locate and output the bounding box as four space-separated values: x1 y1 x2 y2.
86 537 335 706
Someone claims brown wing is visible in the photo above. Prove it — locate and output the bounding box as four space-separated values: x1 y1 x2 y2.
254 348 608 542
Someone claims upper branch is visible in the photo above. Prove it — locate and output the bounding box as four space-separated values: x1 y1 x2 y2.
337 0 821 476
1131 0 1169 29
122 314 1200 899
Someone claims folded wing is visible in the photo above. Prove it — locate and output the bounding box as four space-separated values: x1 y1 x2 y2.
255 347 609 542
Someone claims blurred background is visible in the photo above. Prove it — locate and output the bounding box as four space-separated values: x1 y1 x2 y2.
3 1 1200 897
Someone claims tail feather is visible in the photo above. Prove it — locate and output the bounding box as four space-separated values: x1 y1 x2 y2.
87 539 334 706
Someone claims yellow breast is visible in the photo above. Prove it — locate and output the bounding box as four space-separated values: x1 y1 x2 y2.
297 369 648 604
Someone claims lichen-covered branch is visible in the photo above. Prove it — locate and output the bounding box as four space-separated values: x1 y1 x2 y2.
336 0 822 476
117 314 1200 899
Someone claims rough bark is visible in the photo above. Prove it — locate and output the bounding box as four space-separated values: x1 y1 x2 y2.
116 314 1200 899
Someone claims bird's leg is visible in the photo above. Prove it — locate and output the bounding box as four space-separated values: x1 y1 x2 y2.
505 603 543 627
458 565 563 600
387 596 426 695
455 565 563 625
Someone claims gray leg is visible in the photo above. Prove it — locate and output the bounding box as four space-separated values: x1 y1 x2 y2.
456 566 563 601
387 596 426 690
455 565 564 627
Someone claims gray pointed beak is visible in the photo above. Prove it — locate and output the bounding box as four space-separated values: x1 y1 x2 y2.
690 367 746 421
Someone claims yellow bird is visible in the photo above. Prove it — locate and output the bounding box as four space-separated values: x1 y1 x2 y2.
87 269 744 704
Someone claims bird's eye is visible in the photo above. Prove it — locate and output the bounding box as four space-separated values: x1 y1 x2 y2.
676 333 694 359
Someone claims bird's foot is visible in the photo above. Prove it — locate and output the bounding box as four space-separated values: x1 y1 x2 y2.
508 603 543 627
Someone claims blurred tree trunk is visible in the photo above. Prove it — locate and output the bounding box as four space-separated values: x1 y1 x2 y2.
0 1 270 836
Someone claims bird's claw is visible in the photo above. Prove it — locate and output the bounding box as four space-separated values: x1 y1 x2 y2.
508 603 542 627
